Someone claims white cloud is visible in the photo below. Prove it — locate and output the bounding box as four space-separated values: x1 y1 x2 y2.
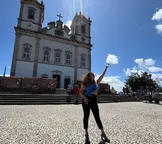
151 73 162 86
134 58 146 70
124 57 162 86
8 66 11 69
148 66 162 73
144 58 155 66
124 68 135 76
65 20 72 29
134 58 155 70
151 73 162 80
152 8 162 21
124 68 144 76
155 24 162 34
124 58 161 76
152 8 162 35
95 74 124 92
106 54 118 64
124 68 131 76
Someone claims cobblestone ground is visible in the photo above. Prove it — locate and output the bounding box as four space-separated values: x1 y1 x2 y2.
0 102 162 144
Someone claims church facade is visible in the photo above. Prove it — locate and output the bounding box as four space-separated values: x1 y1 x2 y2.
10 0 92 88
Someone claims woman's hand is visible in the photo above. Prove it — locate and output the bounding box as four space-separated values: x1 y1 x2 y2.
106 63 110 68
83 97 89 105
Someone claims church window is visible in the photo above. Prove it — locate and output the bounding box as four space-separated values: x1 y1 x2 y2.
23 43 32 60
42 47 51 63
28 7 36 20
54 49 62 64
80 54 86 68
43 50 49 62
81 25 86 34
65 51 72 66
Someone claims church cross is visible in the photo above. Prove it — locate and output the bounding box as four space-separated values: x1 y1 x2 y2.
57 14 63 21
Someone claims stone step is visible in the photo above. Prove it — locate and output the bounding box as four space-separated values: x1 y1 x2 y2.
0 98 114 104
0 101 113 105
0 94 139 105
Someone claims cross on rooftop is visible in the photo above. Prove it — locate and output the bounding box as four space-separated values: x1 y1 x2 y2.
57 14 63 21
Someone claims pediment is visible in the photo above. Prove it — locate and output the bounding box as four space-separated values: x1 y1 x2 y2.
44 26 71 39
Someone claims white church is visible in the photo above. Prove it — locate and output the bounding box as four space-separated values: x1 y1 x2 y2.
10 0 92 88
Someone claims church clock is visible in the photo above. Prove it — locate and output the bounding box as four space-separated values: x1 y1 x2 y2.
27 22 33 30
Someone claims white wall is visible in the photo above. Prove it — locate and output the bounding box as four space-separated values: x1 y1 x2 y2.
77 68 89 81
39 39 75 66
37 63 74 88
15 61 34 77
63 30 71 39
77 47 90 69
77 35 89 44
21 21 39 31
46 28 55 36
17 35 36 61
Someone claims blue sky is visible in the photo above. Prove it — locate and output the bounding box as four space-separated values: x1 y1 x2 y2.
0 0 162 91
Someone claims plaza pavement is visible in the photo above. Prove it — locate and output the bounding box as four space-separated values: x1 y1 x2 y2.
0 102 162 144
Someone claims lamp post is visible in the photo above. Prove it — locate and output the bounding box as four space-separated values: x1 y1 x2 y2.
3 66 6 77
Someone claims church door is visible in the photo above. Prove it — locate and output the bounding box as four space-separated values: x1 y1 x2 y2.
64 78 70 89
53 74 60 88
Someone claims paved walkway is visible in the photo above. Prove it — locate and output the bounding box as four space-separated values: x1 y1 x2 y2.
0 102 162 144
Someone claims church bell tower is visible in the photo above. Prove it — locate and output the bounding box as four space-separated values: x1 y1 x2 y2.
71 12 92 44
17 0 44 31
10 0 44 77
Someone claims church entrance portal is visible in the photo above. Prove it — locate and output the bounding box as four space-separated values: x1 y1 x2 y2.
53 74 60 88
64 78 70 89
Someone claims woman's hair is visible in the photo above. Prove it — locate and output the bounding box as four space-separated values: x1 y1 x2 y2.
81 72 95 87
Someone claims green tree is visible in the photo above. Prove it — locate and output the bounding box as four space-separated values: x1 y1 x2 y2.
125 72 159 93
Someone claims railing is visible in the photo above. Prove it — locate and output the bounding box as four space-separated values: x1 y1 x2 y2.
0 77 57 90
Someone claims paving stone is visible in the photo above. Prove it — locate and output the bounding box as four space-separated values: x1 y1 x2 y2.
0 102 162 144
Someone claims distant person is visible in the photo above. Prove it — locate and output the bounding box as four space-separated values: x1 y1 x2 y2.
111 87 117 102
67 84 72 103
74 85 79 104
79 64 110 144
126 86 129 96
49 82 54 94
123 87 126 95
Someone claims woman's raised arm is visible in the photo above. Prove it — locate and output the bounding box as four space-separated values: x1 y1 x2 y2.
97 64 110 84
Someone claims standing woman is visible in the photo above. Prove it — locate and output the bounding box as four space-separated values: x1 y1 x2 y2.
79 64 110 144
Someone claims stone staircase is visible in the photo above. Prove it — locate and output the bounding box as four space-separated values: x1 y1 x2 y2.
55 88 67 94
0 93 139 105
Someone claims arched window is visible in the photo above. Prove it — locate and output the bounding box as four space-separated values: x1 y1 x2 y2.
43 47 51 63
54 49 62 64
80 54 86 68
65 51 72 65
66 53 71 64
43 50 49 62
81 25 86 34
28 7 36 20
23 43 32 60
